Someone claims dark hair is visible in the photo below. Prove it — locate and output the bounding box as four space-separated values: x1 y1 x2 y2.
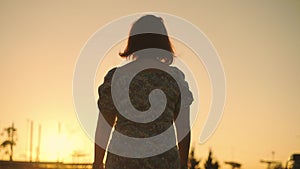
119 15 174 65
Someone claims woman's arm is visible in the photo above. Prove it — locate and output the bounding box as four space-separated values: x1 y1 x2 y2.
93 113 116 169
93 143 105 169
94 68 117 169
175 107 191 169
178 131 190 169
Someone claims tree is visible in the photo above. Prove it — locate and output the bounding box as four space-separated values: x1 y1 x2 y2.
204 149 219 169
273 163 283 169
189 147 201 169
0 123 17 161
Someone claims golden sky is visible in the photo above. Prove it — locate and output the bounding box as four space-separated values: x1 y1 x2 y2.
1 1 300 168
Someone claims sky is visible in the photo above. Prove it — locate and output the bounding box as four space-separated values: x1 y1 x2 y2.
1 0 300 168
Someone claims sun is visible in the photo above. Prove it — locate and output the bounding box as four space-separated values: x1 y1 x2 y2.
39 126 93 163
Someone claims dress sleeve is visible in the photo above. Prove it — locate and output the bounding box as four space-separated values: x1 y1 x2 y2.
172 67 194 114
97 68 117 121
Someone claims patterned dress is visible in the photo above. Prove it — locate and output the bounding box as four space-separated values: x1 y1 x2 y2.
98 60 193 169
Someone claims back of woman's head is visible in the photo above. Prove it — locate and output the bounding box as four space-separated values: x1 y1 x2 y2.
120 15 174 65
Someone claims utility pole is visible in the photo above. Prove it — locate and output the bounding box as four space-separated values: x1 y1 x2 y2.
57 122 61 163
9 123 16 161
36 124 41 162
30 121 33 162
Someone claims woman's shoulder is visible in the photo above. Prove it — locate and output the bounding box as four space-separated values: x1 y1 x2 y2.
103 67 118 82
169 66 186 80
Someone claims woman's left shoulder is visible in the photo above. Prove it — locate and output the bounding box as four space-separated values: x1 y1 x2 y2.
103 67 117 82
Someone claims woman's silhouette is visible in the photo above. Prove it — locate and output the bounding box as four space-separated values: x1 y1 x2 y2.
93 15 193 169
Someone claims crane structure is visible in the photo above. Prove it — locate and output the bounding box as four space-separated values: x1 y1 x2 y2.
224 161 242 169
260 159 281 169
260 151 282 169
71 151 88 164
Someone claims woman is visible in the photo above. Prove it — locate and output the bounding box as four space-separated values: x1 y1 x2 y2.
93 15 193 169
